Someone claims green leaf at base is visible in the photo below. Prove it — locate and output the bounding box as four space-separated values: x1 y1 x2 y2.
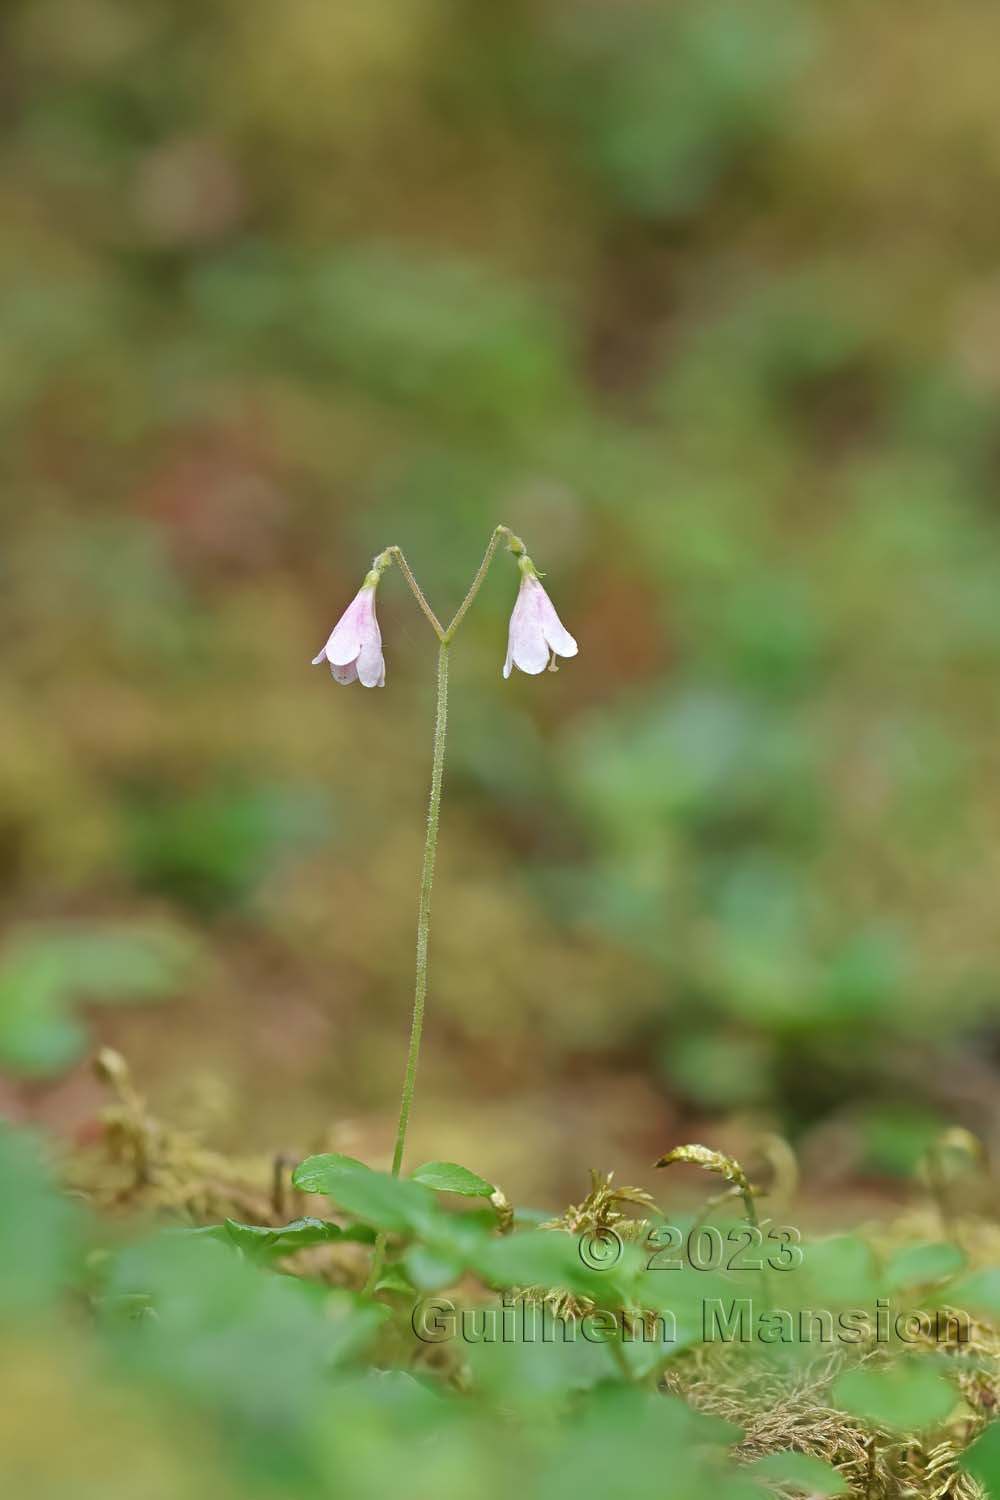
292 1153 436 1232
747 1450 847 1495
410 1161 495 1197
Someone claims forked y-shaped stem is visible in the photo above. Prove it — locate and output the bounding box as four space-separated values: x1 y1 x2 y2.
362 526 523 1294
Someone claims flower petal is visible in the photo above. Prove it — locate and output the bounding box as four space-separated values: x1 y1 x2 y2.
507 577 552 675
540 595 577 660
330 659 358 685
356 632 385 688
324 586 376 666
511 629 549 674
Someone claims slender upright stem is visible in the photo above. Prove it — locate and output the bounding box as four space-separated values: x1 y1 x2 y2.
391 640 449 1175
362 526 523 1295
364 640 450 1294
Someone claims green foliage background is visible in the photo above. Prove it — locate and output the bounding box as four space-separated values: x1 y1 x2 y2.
3 0 1000 1200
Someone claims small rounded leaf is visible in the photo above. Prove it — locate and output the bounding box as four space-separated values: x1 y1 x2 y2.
833 1364 956 1432
748 1450 847 1496
410 1161 496 1197
885 1241 965 1290
292 1153 435 1233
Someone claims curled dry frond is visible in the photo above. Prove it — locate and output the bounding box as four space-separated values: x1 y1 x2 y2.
542 1168 657 1237
656 1143 759 1224
509 1171 661 1322
919 1128 994 1228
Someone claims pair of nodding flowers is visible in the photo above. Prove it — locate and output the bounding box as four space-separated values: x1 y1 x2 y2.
312 551 577 687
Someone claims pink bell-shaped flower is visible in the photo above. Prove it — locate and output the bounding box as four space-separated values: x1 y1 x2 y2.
503 569 578 678
312 583 385 687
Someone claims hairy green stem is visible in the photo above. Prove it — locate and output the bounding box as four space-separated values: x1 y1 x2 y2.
364 527 522 1295
364 641 449 1293
391 640 449 1176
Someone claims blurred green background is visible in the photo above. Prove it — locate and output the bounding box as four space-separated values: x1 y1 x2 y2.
3 0 1000 1206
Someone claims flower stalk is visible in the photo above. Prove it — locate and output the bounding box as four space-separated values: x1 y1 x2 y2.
390 638 449 1178
320 525 577 1294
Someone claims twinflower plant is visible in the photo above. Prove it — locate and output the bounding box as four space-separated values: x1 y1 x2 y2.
312 527 577 1289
